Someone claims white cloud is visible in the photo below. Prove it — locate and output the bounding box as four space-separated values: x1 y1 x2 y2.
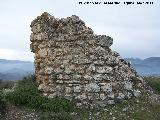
0 48 34 61
0 0 160 61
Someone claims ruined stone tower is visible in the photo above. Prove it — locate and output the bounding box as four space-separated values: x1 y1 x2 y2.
30 12 143 107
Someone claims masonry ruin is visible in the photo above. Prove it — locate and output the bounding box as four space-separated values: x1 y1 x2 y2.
30 12 143 107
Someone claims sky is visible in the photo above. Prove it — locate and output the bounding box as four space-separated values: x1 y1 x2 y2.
0 0 160 61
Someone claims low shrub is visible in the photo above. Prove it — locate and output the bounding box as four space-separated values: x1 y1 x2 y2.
0 90 6 117
40 97 74 112
144 77 160 94
6 75 74 112
6 75 38 106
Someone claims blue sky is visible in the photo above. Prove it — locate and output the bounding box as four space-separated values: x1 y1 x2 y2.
0 0 159 61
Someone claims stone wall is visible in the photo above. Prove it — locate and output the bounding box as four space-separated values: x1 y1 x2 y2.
30 12 143 107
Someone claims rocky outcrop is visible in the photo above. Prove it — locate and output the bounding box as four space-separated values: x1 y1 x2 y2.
30 12 143 107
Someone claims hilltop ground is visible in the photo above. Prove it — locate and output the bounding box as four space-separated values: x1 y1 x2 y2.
0 75 160 120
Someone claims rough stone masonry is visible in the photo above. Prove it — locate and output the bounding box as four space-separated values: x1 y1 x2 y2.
30 12 143 107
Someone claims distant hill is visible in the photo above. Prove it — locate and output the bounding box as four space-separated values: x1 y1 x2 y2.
125 57 160 76
0 59 34 80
